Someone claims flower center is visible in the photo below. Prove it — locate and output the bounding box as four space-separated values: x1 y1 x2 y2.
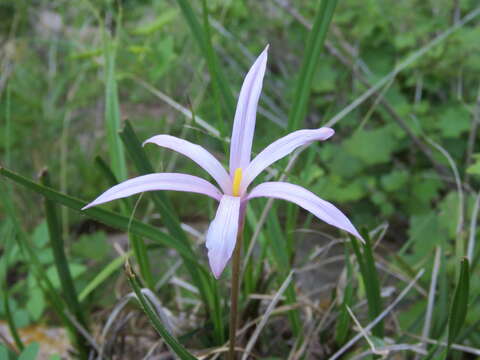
232 168 242 196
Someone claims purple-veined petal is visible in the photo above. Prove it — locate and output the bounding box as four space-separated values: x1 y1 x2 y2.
205 195 241 278
229 45 269 174
82 173 222 210
247 182 362 241
143 135 231 194
242 128 334 192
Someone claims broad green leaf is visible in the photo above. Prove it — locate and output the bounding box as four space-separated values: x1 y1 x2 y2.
437 105 470 138
0 344 14 360
32 221 49 248
381 170 408 192
407 213 447 261
26 288 45 321
46 264 86 289
72 232 109 261
18 342 39 360
344 127 398 166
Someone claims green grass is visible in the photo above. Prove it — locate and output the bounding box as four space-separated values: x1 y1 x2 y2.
1 0 480 358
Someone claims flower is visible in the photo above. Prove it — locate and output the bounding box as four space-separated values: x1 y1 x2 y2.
83 45 362 278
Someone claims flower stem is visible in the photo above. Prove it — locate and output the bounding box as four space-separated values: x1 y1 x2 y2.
228 222 244 360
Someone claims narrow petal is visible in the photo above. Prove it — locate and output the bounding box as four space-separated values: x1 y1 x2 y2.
143 135 231 194
247 182 362 240
242 128 334 191
205 195 241 278
82 173 222 210
229 45 269 174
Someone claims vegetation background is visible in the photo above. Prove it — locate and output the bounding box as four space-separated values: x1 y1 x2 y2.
1 0 480 358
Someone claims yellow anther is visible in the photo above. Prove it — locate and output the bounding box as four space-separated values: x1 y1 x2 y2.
232 168 242 196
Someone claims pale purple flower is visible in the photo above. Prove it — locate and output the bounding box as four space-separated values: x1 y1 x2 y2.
83 45 362 278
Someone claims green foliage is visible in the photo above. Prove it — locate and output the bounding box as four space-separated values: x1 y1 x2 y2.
448 258 470 350
2 0 480 357
18 343 39 360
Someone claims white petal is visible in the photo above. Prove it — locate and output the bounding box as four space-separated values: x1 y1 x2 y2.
205 195 241 278
247 181 362 240
82 173 222 210
143 134 231 194
229 45 269 174
242 127 334 191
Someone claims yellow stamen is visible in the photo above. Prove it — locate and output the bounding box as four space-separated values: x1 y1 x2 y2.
232 168 242 196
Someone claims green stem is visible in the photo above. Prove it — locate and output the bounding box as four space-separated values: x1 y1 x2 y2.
228 220 245 360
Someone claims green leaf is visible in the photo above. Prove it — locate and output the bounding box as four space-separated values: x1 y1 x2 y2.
40 171 89 344
103 33 127 180
72 232 109 261
46 263 86 289
0 167 196 263
467 154 480 176
18 342 39 360
94 155 154 288
79 251 132 302
131 9 179 35
32 221 49 248
26 288 45 321
0 344 15 360
344 127 398 166
448 258 470 350
266 207 302 337
381 170 408 192
407 213 447 261
126 263 197 360
3 287 24 351
437 105 470 138
119 121 186 242
175 0 235 119
287 0 338 131
438 192 462 237
119 121 224 343
335 247 354 345
351 232 384 338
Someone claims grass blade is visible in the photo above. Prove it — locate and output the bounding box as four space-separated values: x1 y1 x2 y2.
3 287 23 352
0 180 81 356
94 155 154 288
447 258 470 351
103 31 127 180
119 121 225 343
79 250 132 302
0 166 195 262
351 232 384 338
335 246 354 345
40 170 90 357
0 166 225 344
266 207 302 337
126 262 197 360
119 120 185 242
175 0 235 119
287 0 338 131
